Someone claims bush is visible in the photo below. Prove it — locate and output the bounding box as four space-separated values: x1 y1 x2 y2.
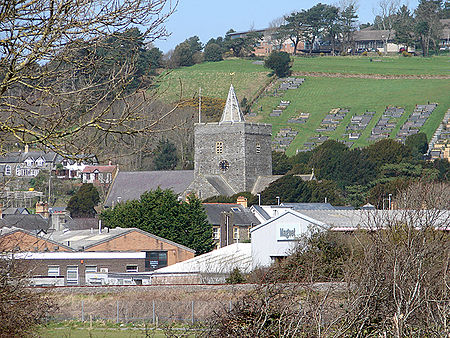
402 51 412 57
226 268 246 284
264 51 291 78
320 52 325 56
377 51 383 56
362 51 368 56
340 51 347 56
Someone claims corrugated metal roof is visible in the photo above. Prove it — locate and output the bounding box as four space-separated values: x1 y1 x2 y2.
203 204 260 226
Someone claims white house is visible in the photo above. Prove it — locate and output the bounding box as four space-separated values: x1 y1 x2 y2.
250 209 327 268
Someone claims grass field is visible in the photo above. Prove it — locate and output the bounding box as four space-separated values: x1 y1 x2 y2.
157 59 270 103
156 57 449 154
291 55 450 75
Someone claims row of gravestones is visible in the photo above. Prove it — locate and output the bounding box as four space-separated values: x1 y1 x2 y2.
272 127 299 151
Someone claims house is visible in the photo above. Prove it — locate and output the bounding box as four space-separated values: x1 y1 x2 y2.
439 19 450 50
56 155 98 179
0 226 195 286
82 164 117 185
250 209 327 268
0 148 64 178
353 28 413 53
203 198 260 249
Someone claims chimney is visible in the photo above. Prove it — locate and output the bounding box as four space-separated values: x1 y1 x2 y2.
236 196 248 208
36 201 49 219
24 144 29 153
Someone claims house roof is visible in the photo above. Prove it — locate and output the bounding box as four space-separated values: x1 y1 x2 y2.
251 175 283 195
0 226 73 251
104 170 194 207
280 202 337 210
202 203 260 226
82 165 116 173
0 151 63 164
50 227 195 252
64 217 100 231
0 214 51 233
354 29 394 41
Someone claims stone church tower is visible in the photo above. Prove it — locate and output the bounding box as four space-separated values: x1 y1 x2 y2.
186 85 272 199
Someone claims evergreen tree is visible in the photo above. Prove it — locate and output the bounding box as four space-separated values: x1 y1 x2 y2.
153 139 178 170
100 189 213 255
67 183 100 218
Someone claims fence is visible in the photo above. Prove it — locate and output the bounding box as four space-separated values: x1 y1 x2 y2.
52 299 233 324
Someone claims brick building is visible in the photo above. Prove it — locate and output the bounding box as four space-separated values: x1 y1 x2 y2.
0 227 194 286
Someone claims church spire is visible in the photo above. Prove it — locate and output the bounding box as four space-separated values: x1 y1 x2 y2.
220 84 245 123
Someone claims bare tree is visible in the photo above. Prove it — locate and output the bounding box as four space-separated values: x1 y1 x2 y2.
374 0 400 55
0 0 177 159
206 182 450 337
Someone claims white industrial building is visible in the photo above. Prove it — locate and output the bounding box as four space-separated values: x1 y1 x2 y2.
250 209 327 268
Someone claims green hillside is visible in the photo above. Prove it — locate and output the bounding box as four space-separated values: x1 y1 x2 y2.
157 57 450 155
291 55 450 75
156 59 270 104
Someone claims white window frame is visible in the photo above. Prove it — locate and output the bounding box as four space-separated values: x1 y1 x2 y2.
213 227 220 240
48 265 60 276
126 265 138 273
66 266 79 285
216 142 223 154
233 227 239 240
85 266 97 273
4 165 11 176
256 143 261 153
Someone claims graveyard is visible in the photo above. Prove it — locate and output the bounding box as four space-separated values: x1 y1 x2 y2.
157 56 449 155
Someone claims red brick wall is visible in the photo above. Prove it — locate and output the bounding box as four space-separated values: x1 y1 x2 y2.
86 230 194 265
0 231 71 252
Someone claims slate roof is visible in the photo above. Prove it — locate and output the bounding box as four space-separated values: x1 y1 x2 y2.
0 151 63 164
202 203 260 226
104 170 194 207
354 29 394 41
205 175 235 196
0 214 51 233
251 175 283 195
280 202 338 210
64 217 100 231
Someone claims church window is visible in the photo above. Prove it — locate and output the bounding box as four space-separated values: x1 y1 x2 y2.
216 142 223 154
256 143 261 153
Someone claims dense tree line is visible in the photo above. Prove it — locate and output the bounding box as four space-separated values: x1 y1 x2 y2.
206 133 449 208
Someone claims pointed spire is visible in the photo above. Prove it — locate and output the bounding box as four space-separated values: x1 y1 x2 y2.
220 84 245 123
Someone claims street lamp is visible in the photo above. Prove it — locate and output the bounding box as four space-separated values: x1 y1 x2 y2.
276 196 280 205
257 193 261 206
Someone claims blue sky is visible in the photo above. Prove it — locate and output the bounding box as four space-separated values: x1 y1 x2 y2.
154 0 419 53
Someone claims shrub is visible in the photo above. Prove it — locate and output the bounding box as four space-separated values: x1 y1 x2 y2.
226 268 246 284
402 51 412 57
340 51 347 56
377 51 383 56
362 51 368 56
264 51 291 78
320 52 325 56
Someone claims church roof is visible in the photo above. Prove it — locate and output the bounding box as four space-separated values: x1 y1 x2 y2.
220 84 245 123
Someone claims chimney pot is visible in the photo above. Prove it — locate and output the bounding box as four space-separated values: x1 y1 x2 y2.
236 196 248 208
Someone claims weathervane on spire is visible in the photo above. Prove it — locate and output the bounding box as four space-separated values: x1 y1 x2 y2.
229 72 235 84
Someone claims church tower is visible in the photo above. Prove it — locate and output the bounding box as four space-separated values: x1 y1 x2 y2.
188 85 272 199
